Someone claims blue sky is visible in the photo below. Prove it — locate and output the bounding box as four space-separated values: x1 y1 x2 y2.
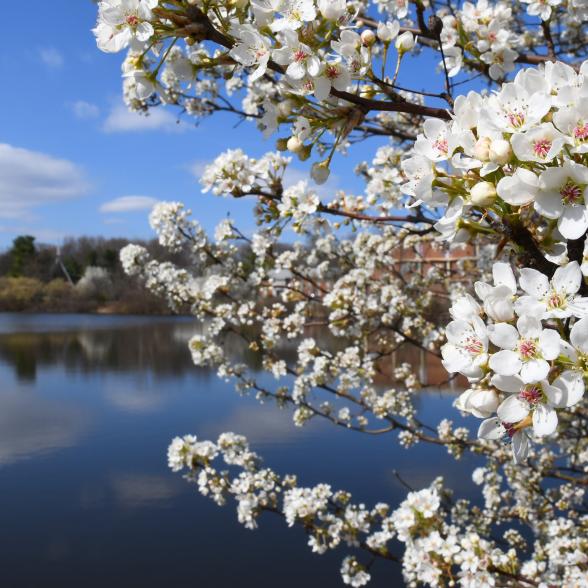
0 0 447 249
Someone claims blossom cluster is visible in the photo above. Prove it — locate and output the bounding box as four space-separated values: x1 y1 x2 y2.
446 261 587 461
403 60 588 246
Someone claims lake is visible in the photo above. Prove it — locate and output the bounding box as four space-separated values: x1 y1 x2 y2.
0 313 479 587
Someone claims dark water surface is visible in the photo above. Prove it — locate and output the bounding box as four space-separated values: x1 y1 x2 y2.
0 313 477 587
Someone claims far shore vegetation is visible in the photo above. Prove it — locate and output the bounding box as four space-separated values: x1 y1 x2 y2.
0 235 174 314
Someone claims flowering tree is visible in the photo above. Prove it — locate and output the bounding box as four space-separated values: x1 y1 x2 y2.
94 0 588 585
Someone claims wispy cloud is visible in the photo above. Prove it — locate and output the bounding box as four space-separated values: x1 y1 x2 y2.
102 102 185 133
39 47 64 69
71 100 100 119
0 143 89 221
99 195 158 213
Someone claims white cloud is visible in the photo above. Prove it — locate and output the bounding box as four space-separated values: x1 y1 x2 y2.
71 100 100 119
100 195 158 213
102 102 184 133
39 47 64 69
0 143 89 220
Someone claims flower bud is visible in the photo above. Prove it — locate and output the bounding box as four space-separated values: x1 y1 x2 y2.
361 30 376 47
311 161 330 185
377 21 400 43
468 389 499 415
470 181 497 207
395 31 415 53
489 139 512 165
276 138 288 151
318 0 346 20
287 136 304 153
297 145 312 161
473 137 491 162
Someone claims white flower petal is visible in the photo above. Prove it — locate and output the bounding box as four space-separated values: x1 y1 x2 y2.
489 350 521 376
474 281 492 301
558 206 588 240
552 262 582 295
520 358 549 383
538 328 561 360
532 404 558 437
490 374 524 393
550 370 585 408
488 323 519 349
570 317 588 353
519 268 549 298
497 394 529 423
514 295 545 319
493 262 517 293
516 315 542 339
478 418 503 440
512 431 529 463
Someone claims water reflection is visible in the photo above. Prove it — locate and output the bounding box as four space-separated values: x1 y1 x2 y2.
0 390 89 467
0 313 476 588
109 473 183 509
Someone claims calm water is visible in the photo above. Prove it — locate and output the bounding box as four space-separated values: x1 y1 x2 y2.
0 313 479 587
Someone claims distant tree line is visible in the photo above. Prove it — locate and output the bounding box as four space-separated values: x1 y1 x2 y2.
0 235 183 314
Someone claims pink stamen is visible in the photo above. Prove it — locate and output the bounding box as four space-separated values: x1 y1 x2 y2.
518 338 538 360
507 111 525 129
293 49 308 62
519 385 543 405
464 336 483 355
433 138 449 155
560 181 583 205
573 123 588 141
126 15 139 27
547 291 565 309
326 65 340 80
533 138 552 158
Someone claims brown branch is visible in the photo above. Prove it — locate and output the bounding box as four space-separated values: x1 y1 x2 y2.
178 7 453 120
541 20 557 60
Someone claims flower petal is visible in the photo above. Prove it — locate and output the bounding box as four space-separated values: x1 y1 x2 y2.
520 358 549 383
493 262 517 293
488 323 519 349
516 315 542 339
552 262 582 295
558 205 588 240
538 328 561 360
549 370 585 408
490 373 524 393
478 418 503 440
532 404 558 437
512 431 529 463
489 350 521 376
519 268 549 298
570 317 588 353
497 394 529 423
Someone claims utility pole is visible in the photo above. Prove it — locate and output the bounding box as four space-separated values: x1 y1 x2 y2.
56 247 74 286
